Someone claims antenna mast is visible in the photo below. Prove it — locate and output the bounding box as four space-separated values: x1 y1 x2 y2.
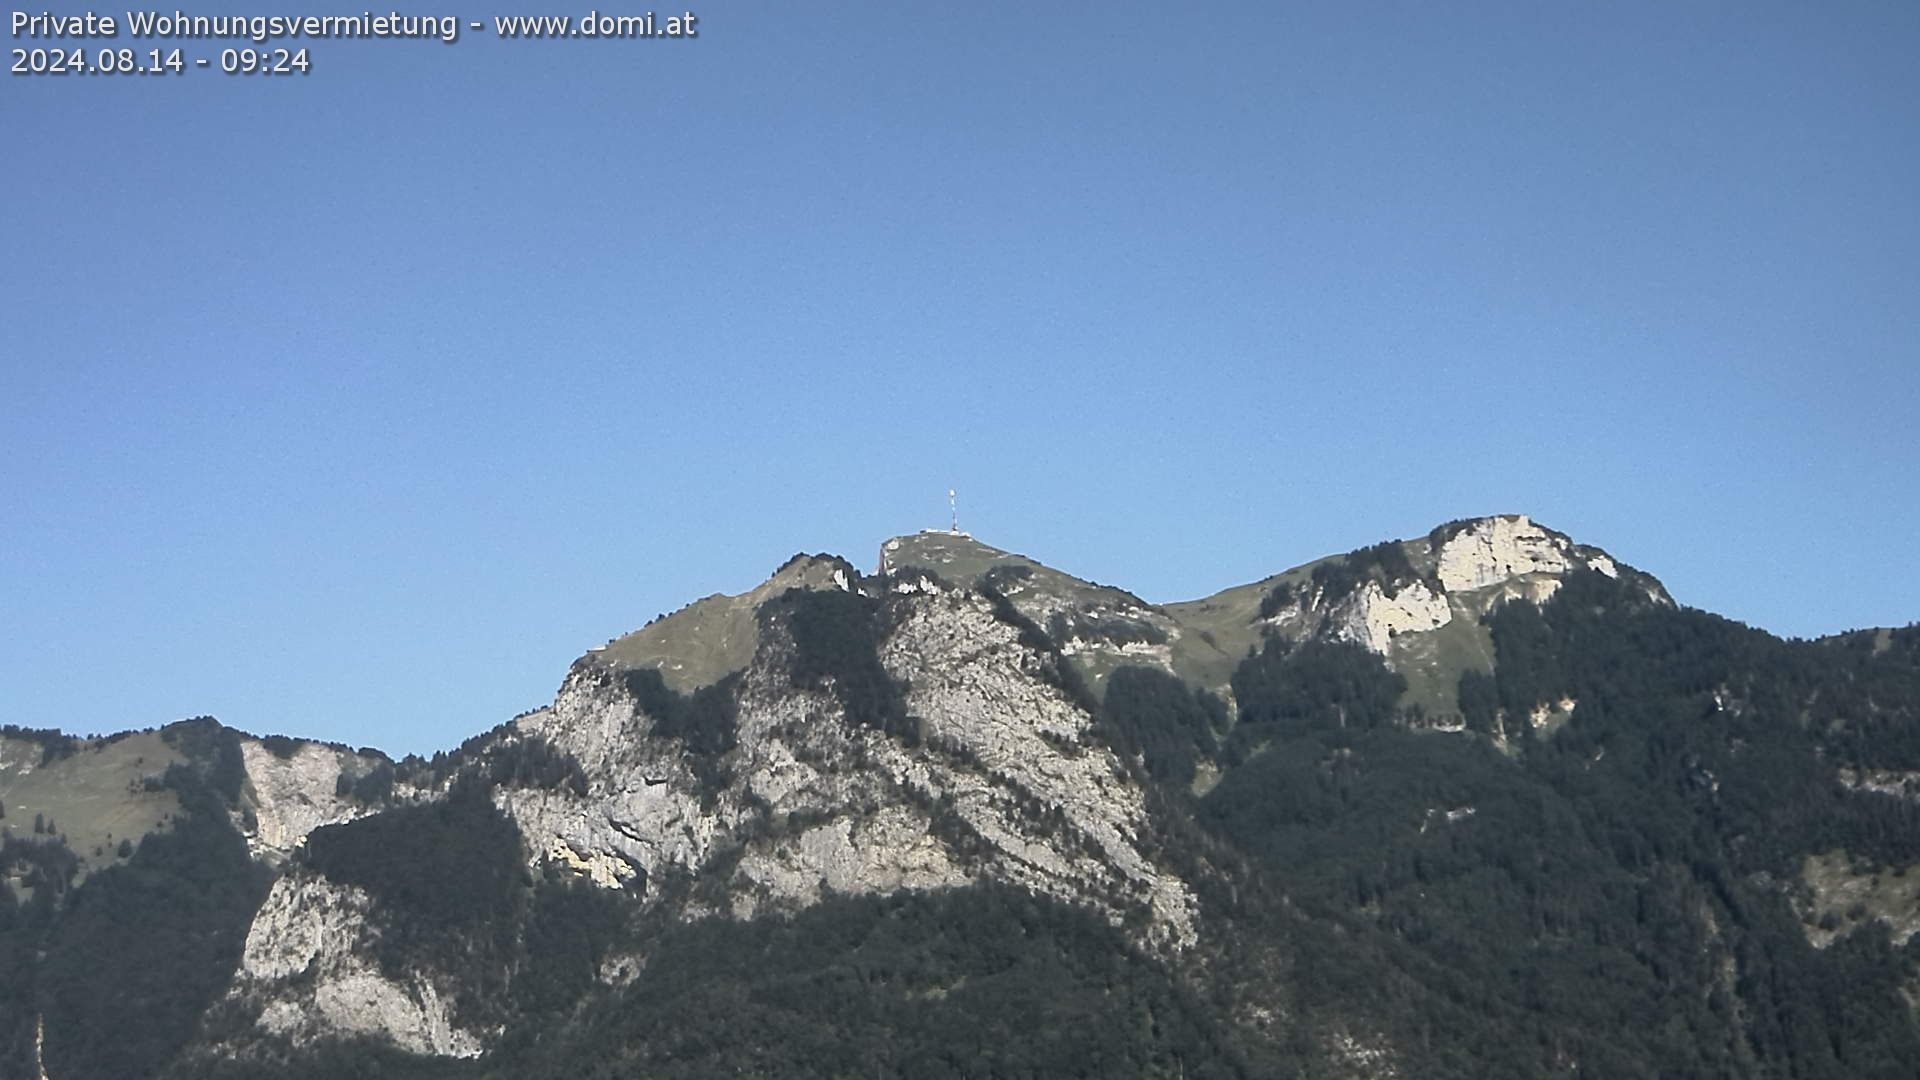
949 489 959 534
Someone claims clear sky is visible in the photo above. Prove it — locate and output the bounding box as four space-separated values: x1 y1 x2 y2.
5 1 1916 755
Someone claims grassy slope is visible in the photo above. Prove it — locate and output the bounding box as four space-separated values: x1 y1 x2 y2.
1160 561 1320 694
881 531 1129 601
0 732 183 874
592 555 854 693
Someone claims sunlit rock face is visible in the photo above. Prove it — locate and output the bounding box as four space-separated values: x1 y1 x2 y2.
500 578 1196 950
1327 579 1453 654
880 530 1190 693
1435 515 1573 592
238 741 376 861
1288 516 1661 657
223 875 487 1059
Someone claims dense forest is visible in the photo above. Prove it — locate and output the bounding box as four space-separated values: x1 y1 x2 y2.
1192 572 1920 1077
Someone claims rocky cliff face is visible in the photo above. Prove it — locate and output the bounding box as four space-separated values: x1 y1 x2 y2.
879 531 1200 693
237 742 387 862
1257 515 1662 654
202 549 1207 1062
226 874 488 1058
1323 578 1455 654
508 561 1197 945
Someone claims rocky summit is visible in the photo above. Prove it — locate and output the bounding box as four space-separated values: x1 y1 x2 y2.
4 515 1920 1079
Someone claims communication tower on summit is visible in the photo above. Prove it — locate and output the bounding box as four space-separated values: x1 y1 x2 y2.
949 489 960 534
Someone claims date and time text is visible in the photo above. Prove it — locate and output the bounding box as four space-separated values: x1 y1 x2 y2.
11 9 700 76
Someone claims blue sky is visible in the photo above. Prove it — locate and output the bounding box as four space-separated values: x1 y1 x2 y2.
5 1 1916 755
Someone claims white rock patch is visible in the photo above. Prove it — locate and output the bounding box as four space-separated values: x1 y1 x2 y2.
1330 580 1452 654
232 876 486 1058
1437 515 1572 592
240 742 370 860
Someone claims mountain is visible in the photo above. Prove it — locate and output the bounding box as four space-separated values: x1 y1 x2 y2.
4 515 1920 1078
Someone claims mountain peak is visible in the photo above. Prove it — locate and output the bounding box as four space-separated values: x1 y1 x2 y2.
1158 514 1668 717
876 530 1022 581
877 529 1184 691
1420 513 1666 601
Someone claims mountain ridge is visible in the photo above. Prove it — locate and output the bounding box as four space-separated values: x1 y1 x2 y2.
583 513 1666 726
5 513 1920 1078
